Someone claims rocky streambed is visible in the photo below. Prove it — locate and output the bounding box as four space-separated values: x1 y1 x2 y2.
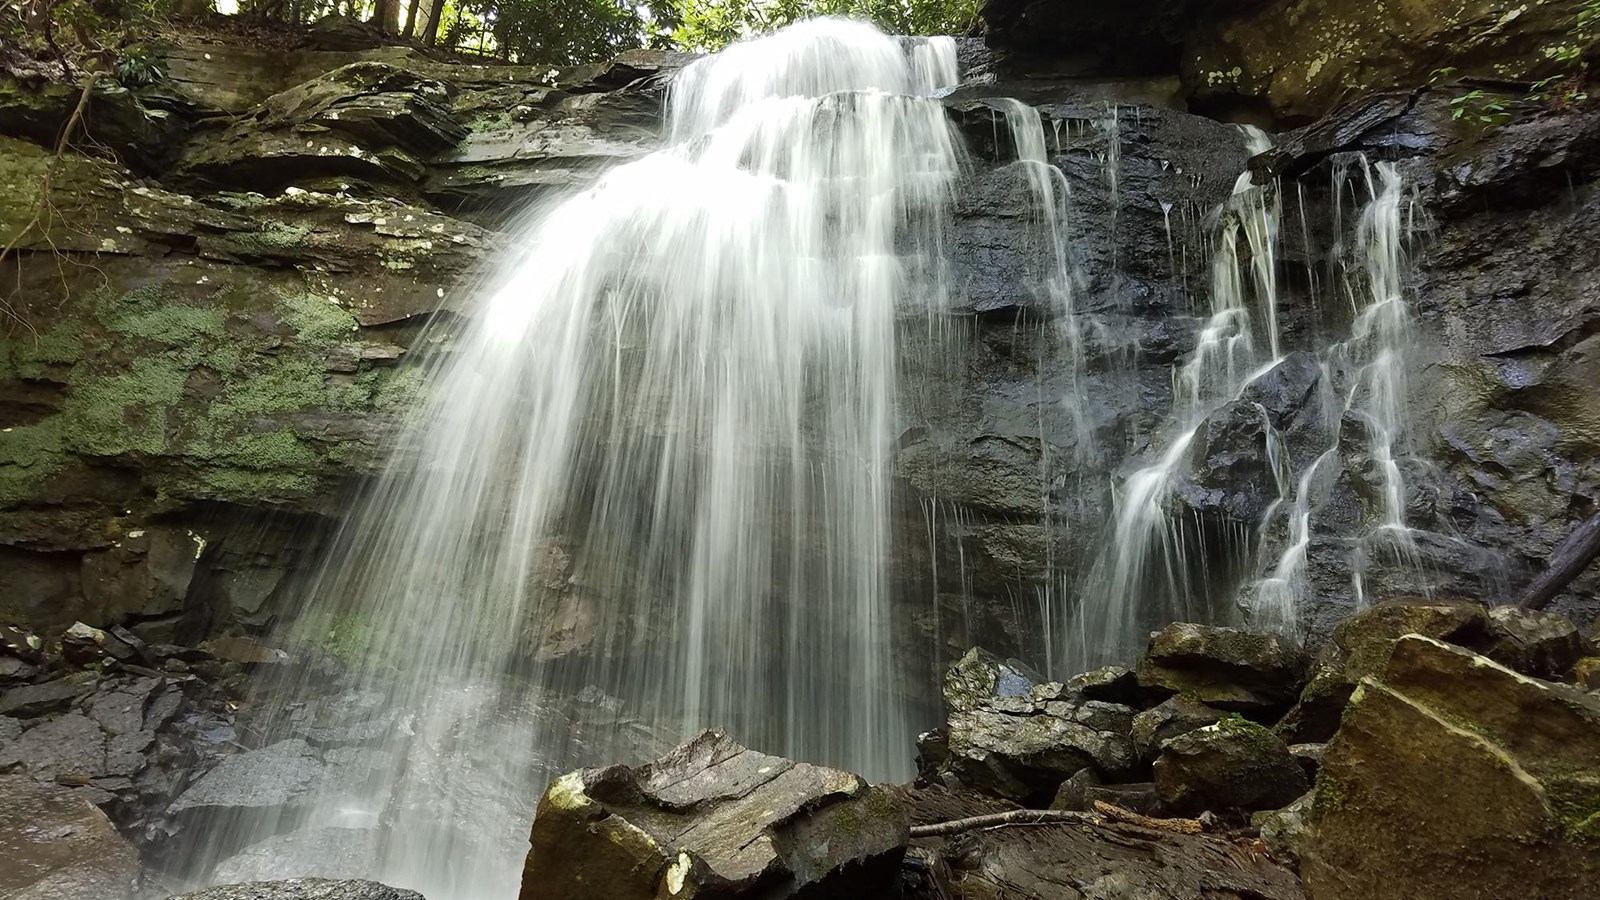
6 598 1599 898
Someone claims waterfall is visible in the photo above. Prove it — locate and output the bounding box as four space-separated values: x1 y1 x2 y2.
1062 125 1284 668
191 20 962 900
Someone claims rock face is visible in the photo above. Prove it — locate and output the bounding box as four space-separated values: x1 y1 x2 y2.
169 879 423 900
522 730 909 900
983 0 1580 120
1302 635 1600 899
0 775 142 900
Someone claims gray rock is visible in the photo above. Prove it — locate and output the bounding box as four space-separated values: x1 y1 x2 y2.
940 650 1138 800
1064 664 1143 705
169 738 322 815
1137 623 1306 712
169 878 422 899
525 729 908 900
1288 742 1325 780
1254 790 1313 863
1131 694 1223 760
213 828 380 884
13 712 107 782
0 775 140 899
1153 719 1308 814
1483 605 1586 679
0 678 93 718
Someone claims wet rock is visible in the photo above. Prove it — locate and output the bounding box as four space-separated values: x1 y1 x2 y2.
0 775 140 899
1153 718 1308 814
1483 605 1586 679
213 828 380 884
940 649 1138 800
1254 790 1313 863
170 878 423 899
1130 693 1223 760
1277 600 1488 743
899 783 1305 900
0 677 92 718
523 729 908 900
1575 657 1600 690
1064 664 1143 705
168 738 323 818
1302 635 1600 899
1287 742 1325 780
1170 398 1285 524
1049 768 1163 815
1136 623 1306 712
12 712 107 782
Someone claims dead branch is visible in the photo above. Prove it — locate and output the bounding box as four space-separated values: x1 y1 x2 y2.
1518 511 1600 611
908 808 1098 838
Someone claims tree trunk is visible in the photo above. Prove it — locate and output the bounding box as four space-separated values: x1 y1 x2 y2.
371 0 399 32
421 0 446 46
400 0 419 39
1518 511 1600 611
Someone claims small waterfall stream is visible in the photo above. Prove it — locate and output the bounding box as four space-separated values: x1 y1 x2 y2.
183 21 1437 900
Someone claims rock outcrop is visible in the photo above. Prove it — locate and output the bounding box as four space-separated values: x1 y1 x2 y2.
1302 634 1600 899
522 730 909 900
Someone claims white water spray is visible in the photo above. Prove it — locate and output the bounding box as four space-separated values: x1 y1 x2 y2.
193 21 962 900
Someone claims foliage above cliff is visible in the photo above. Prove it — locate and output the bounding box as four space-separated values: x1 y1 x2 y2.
5 0 978 73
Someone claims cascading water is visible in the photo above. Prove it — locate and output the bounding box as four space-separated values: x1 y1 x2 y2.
190 20 962 900
1062 125 1284 668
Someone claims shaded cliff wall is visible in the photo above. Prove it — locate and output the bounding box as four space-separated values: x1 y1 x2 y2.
0 7 1596 699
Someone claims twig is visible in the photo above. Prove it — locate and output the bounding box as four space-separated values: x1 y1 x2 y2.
907 801 1210 839
1091 800 1205 834
908 808 1097 838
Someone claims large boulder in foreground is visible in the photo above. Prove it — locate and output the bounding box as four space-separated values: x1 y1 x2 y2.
0 775 141 899
1302 635 1600 899
170 880 423 899
522 730 908 900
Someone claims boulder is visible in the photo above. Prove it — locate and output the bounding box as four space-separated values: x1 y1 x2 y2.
939 650 1138 800
168 738 324 821
1136 623 1306 712
0 677 92 718
1288 742 1325 780
1575 657 1600 691
1153 718 1308 814
1130 693 1223 761
1483 605 1586 679
522 730 908 900
1277 601 1488 742
1064 664 1143 705
169 879 422 899
0 775 140 899
1050 768 1163 815
1302 635 1600 900
1254 790 1313 863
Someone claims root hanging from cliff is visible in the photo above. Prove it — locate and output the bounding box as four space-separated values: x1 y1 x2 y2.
0 70 97 334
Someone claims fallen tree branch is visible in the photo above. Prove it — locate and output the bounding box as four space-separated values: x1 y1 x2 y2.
908 809 1097 838
1518 511 1600 611
907 802 1211 839
1092 800 1205 834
